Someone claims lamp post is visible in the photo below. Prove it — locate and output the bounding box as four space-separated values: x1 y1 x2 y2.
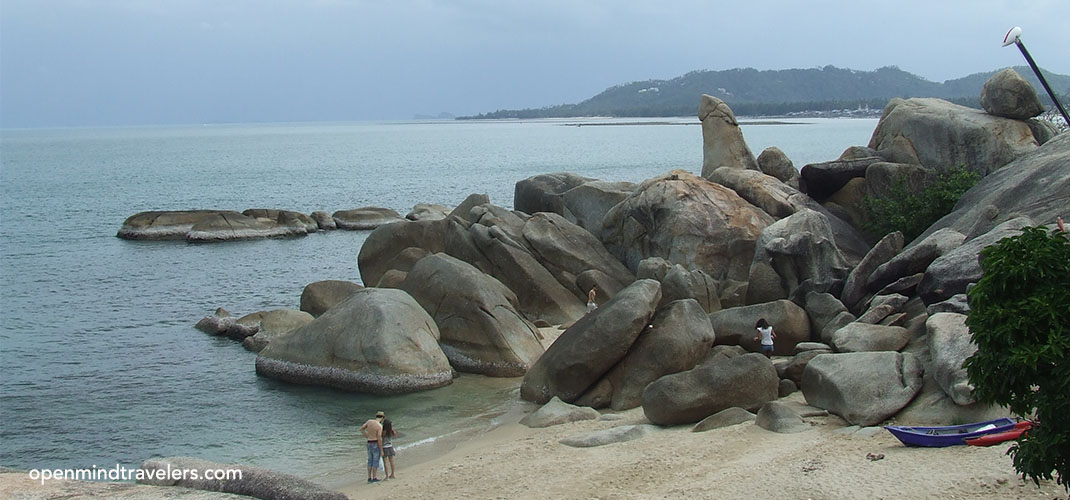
1002 26 1070 127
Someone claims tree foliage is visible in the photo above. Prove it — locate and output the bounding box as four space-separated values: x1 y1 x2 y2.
861 167 980 242
964 225 1070 489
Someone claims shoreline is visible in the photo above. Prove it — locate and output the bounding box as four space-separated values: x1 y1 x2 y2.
337 393 1064 500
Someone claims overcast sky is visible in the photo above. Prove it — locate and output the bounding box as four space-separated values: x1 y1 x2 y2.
2 0 1067 128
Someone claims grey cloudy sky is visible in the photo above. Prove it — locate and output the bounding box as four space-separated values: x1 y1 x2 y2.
2 0 1067 127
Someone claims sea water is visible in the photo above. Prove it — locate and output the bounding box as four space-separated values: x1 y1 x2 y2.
0 117 877 486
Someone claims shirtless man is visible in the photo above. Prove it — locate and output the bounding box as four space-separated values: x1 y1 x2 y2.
360 411 386 483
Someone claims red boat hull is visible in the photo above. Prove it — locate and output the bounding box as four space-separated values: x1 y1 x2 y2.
965 421 1033 446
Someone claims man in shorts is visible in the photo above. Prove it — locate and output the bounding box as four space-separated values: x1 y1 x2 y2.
360 411 386 483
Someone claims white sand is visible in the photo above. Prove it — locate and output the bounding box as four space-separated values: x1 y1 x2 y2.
338 326 1063 499
341 395 1063 500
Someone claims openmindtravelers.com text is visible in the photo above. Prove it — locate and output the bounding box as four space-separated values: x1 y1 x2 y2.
27 464 243 485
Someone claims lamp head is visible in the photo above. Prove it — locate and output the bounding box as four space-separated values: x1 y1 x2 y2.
1002 26 1022 47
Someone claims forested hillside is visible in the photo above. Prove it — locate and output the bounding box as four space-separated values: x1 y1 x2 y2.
462 65 1070 119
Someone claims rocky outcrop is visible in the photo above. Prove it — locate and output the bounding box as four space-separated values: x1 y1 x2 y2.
406 203 451 221
917 132 1070 243
799 156 883 200
358 219 447 286
399 253 544 377
519 397 600 428
514 173 636 236
700 95 759 176
709 299 811 356
523 212 635 290
602 170 773 284
310 210 337 230
238 309 314 352
917 217 1032 305
242 209 318 233
840 232 905 313
801 352 923 426
829 322 910 353
866 228 965 294
926 313 977 406
255 288 453 395
138 457 347 500
707 167 799 219
299 280 363 317
980 68 1045 119
332 207 404 230
756 147 799 189
868 97 1037 176
602 299 717 410
641 352 778 425
637 258 720 313
520 280 661 404
746 209 851 304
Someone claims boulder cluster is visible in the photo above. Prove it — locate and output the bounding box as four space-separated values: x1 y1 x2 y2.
116 205 450 242
201 70 1067 426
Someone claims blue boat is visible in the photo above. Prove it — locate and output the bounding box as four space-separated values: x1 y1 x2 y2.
883 418 1018 447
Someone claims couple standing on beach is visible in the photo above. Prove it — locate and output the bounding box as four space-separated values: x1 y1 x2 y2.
360 410 398 483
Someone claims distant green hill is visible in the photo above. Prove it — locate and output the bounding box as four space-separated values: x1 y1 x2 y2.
461 65 1070 119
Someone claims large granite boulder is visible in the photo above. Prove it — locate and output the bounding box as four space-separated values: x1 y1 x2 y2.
602 170 774 283
980 68 1045 119
840 232 905 313
801 352 923 426
515 173 636 236
829 322 910 353
866 228 965 294
332 206 404 230
299 280 363 317
641 353 779 425
777 349 830 386
239 309 314 352
520 279 661 404
522 212 635 290
927 312 977 406
708 166 799 219
746 209 851 304
138 456 347 500
406 203 451 221
602 299 717 410
868 97 1037 176
357 219 446 287
399 253 544 377
700 95 759 176
756 146 800 189
637 258 720 313
255 288 452 394
709 299 811 356
800 291 855 344
467 220 586 324
918 217 1032 305
916 132 1070 244
799 156 882 200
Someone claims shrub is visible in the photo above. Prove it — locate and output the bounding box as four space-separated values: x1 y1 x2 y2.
964 224 1070 489
861 167 980 242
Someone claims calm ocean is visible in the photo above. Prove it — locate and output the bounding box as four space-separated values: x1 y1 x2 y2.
0 117 877 486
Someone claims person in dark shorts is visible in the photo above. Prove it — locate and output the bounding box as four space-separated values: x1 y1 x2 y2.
754 318 776 358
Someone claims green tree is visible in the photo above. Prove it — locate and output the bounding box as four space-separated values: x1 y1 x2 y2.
862 167 980 242
964 224 1070 489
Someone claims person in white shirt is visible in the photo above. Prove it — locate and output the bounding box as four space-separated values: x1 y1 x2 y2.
754 318 776 358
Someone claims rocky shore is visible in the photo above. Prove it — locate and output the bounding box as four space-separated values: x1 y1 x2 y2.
71 68 1066 499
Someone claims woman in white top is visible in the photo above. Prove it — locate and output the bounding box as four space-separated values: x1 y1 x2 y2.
754 318 776 358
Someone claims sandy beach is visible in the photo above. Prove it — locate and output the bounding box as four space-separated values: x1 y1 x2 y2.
335 326 1066 500
339 391 1064 500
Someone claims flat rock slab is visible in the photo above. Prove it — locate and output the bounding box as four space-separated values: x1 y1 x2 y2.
520 397 600 429
692 407 756 432
559 424 658 448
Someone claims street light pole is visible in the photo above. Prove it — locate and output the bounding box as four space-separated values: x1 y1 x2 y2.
1002 26 1070 127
